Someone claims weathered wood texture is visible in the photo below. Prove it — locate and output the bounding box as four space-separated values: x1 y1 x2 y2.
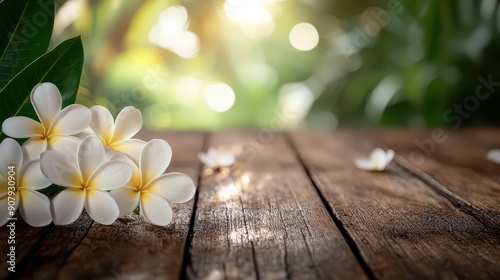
1 129 499 280
290 131 500 280
370 129 500 229
185 131 366 280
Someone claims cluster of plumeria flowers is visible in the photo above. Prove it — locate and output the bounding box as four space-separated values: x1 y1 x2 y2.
1 82 196 227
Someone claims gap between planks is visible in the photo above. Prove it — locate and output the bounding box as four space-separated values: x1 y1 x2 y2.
283 132 377 280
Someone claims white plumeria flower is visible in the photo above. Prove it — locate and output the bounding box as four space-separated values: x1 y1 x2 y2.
2 83 91 160
88 105 146 159
354 148 394 172
0 138 52 227
198 147 235 169
110 139 196 226
40 136 132 225
487 149 500 164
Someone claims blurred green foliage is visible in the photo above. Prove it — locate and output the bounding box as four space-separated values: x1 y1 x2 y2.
52 0 500 129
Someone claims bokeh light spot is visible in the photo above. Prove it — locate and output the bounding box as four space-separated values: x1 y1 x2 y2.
289 22 319 51
204 82 236 112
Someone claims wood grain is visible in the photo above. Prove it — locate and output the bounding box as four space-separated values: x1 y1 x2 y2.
14 131 205 279
290 131 500 279
0 219 50 279
370 129 500 229
185 131 367 280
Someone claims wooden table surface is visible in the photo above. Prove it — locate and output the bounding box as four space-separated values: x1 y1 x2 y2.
1 129 499 280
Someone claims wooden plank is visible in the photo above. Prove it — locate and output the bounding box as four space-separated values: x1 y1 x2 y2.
185 131 367 279
15 131 205 279
370 129 500 229
0 219 50 278
290 131 500 280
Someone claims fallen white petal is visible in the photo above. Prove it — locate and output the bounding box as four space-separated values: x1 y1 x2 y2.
354 159 377 171
140 191 173 226
0 138 23 178
48 104 91 136
140 139 172 185
110 188 140 217
31 83 62 129
111 106 143 142
198 152 216 168
87 160 132 190
22 137 48 160
217 152 235 167
111 139 146 161
40 151 81 188
85 190 119 225
146 172 196 203
370 148 386 169
50 188 85 225
19 160 51 190
2 116 44 138
18 189 52 227
89 105 115 144
385 149 395 166
487 149 500 164
77 136 107 183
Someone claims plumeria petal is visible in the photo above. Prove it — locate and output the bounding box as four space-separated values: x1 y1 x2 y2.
146 173 195 203
112 152 141 188
385 149 395 166
89 105 115 144
198 152 216 168
355 148 393 171
77 136 107 184
2 116 44 138
19 160 51 190
31 83 62 129
140 139 172 186
50 188 85 225
370 148 386 168
87 160 132 190
48 104 91 136
111 106 143 142
354 159 376 171
22 137 48 160
111 139 146 161
40 151 81 188
73 127 95 140
487 149 500 164
218 152 235 167
140 191 173 226
18 189 52 227
48 135 82 156
0 138 23 178
110 188 140 217
85 190 119 225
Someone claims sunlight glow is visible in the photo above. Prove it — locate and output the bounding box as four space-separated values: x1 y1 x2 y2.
204 82 236 112
149 6 200 58
224 0 275 38
289 22 319 51
218 183 239 201
279 83 315 125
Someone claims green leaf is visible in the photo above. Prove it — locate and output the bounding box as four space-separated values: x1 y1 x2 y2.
0 0 54 91
0 36 84 139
